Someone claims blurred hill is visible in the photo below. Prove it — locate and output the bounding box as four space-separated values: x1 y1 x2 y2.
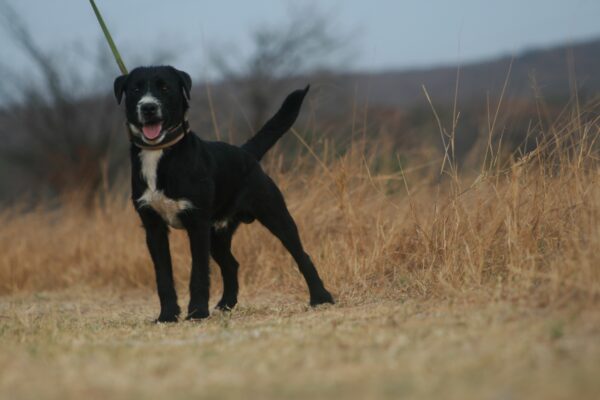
339 37 600 107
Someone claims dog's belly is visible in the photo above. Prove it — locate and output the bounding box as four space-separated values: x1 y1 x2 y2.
138 190 192 229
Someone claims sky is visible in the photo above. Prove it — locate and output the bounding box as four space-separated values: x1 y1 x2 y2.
1 0 600 82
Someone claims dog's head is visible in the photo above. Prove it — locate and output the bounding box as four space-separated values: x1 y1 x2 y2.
114 66 191 144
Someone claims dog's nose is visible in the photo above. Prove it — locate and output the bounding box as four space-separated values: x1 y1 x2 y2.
141 103 158 117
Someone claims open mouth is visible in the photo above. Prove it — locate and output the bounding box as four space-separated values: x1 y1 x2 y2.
141 122 163 141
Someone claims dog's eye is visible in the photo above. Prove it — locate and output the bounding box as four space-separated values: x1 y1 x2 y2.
155 79 168 92
132 82 144 93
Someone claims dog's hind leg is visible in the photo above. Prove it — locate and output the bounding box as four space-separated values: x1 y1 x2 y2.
251 177 334 306
211 224 240 311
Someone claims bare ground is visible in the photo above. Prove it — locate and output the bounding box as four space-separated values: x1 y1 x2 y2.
1 290 598 400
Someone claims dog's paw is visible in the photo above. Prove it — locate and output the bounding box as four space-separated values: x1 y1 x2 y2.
186 307 210 321
155 314 179 323
155 305 181 323
310 290 335 307
215 297 237 311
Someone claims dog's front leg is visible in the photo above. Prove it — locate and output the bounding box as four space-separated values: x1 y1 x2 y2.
139 209 181 323
181 213 211 320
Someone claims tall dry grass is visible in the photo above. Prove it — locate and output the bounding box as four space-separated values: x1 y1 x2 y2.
1 98 599 309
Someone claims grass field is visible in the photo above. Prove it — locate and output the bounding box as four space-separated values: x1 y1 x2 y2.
1 290 599 400
1 100 600 399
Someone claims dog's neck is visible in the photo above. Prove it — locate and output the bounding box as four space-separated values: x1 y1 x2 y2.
128 119 190 151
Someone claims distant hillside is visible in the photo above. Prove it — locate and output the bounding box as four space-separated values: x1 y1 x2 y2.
334 37 600 108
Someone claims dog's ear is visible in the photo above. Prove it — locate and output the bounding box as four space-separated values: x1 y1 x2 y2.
114 74 129 104
171 68 192 101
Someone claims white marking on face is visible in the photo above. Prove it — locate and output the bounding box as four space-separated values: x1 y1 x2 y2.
128 123 142 135
137 149 192 229
136 93 163 123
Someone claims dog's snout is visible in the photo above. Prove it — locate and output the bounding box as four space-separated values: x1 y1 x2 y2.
136 95 163 124
141 103 158 116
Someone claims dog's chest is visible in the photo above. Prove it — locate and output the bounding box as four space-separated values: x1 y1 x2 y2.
137 150 192 229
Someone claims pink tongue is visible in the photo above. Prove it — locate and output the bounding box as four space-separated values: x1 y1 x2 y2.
142 123 162 140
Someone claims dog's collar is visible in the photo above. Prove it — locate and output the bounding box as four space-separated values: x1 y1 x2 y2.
128 120 190 150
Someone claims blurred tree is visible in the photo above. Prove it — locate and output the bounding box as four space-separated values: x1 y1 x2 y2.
0 2 128 204
209 5 353 130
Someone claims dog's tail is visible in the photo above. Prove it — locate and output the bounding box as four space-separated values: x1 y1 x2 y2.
241 85 310 161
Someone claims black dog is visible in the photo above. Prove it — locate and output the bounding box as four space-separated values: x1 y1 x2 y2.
114 66 334 322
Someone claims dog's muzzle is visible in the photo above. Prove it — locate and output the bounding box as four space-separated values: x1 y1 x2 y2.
136 96 164 141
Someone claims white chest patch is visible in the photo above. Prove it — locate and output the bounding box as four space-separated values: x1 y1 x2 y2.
137 149 192 229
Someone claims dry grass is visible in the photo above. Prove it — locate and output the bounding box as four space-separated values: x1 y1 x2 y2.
1 100 600 398
1 290 598 400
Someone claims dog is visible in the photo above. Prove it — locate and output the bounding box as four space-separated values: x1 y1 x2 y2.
114 66 334 322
